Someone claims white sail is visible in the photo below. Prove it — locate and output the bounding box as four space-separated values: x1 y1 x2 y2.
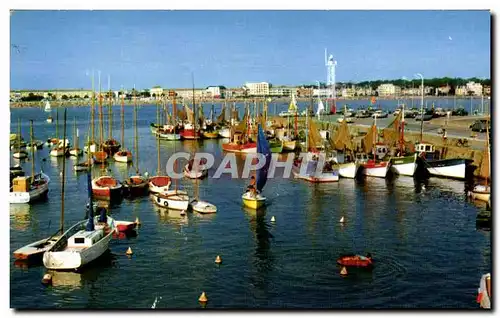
316 98 325 119
44 100 51 112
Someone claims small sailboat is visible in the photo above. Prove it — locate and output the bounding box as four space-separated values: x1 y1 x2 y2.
222 104 257 153
279 93 298 117
44 100 52 112
156 98 181 140
149 100 172 194
102 76 121 156
43 172 116 271
84 73 98 154
468 118 490 202
114 91 133 163
154 189 190 211
242 124 271 210
122 97 149 197
12 119 28 159
69 119 83 157
10 120 50 204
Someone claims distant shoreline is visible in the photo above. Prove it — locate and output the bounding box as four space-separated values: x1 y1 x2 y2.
9 95 487 109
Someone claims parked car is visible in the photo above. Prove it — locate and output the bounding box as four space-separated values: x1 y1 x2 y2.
452 108 468 116
470 119 490 132
337 117 354 123
355 110 371 118
405 108 419 118
434 108 448 117
372 110 388 118
415 109 434 121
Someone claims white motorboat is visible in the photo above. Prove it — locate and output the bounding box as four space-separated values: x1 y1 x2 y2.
190 199 217 214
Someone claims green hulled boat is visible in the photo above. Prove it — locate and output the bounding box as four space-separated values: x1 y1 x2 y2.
269 139 283 153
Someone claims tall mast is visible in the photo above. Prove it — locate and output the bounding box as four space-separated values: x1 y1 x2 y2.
60 108 67 234
91 69 95 145
134 89 139 175
108 75 112 141
98 71 103 149
156 99 161 176
400 104 405 153
192 74 198 200
485 118 490 185
30 120 35 180
121 88 125 148
56 108 59 140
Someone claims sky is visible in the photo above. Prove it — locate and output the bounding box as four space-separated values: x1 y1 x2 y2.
10 10 491 90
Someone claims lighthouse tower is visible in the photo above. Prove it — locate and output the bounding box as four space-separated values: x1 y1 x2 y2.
325 48 337 114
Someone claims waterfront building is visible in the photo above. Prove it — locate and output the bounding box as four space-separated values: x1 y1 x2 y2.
150 86 164 99
376 84 402 97
10 89 93 101
244 82 270 96
206 86 226 99
466 81 483 96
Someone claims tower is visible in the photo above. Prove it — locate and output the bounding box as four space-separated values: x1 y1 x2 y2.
325 48 337 114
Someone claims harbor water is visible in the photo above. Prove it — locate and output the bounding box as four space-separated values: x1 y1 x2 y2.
10 103 491 309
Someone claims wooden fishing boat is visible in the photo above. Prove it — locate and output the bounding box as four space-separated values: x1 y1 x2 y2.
358 121 390 178
390 154 417 176
115 220 137 232
93 150 108 164
153 189 190 211
91 176 122 201
336 162 359 179
222 140 257 153
292 160 340 182
74 159 94 172
113 150 132 163
10 120 50 204
337 254 373 268
102 138 121 155
268 139 283 153
242 124 271 210
26 140 44 150
180 126 201 140
469 185 490 202
218 127 231 138
68 120 83 157
416 142 471 180
360 159 390 178
203 131 219 139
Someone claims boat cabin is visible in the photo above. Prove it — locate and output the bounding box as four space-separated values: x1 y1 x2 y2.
416 142 435 154
12 176 29 192
67 229 104 249
355 153 369 163
374 143 389 160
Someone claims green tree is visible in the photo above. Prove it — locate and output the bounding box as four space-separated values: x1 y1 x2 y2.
61 94 69 100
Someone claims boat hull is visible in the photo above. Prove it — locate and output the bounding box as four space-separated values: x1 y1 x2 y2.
282 140 296 151
242 192 266 209
13 151 28 159
113 150 132 163
190 200 217 214
102 141 121 156
148 176 172 194
153 190 190 211
93 151 108 164
361 161 390 178
115 221 137 232
203 132 219 139
69 148 83 157
468 185 491 202
337 255 373 268
180 129 201 140
218 128 231 138
183 164 208 179
43 218 115 270
337 162 359 179
122 176 149 197
13 236 59 261
222 142 257 153
157 133 181 140
9 173 50 204
292 165 340 182
424 158 469 180
91 176 123 201
390 154 417 176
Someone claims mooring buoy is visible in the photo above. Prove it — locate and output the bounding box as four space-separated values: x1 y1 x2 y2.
126 247 133 255
215 255 222 264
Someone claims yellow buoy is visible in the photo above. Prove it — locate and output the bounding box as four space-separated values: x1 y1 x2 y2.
198 291 208 303
41 273 52 285
135 217 140 225
215 255 222 264
270 216 276 222
339 216 345 223
340 266 348 276
126 247 133 255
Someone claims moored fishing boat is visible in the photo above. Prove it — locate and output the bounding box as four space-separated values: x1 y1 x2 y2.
69 123 83 157
358 120 390 178
360 159 390 178
337 254 373 268
92 176 122 201
203 131 219 139
218 127 231 138
113 150 132 163
390 153 417 176
337 161 359 179
74 159 94 172
93 150 108 164
10 120 50 204
416 142 471 180
268 139 283 153
148 176 172 194
150 122 162 134
102 139 121 155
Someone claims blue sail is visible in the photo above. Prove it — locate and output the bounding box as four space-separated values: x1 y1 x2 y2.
86 170 95 231
256 124 272 193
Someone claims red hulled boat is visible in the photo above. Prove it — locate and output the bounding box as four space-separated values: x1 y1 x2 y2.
114 220 137 232
337 254 373 268
148 176 172 194
91 175 122 201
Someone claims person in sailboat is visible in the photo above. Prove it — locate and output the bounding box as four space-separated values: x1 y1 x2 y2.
246 175 257 195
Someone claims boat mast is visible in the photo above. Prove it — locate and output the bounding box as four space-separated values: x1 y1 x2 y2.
121 88 125 149
56 108 59 140
400 104 405 153
17 118 21 150
156 99 161 176
60 108 67 234
134 92 139 175
98 71 103 151
30 120 35 180
485 118 490 185
305 110 309 152
91 70 95 145
108 75 112 141
192 74 199 201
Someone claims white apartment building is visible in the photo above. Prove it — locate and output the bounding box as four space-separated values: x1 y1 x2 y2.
377 84 402 96
244 82 270 96
269 86 293 97
206 86 226 98
466 81 483 96
150 86 164 99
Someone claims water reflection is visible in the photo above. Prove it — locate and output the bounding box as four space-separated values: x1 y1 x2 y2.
10 204 31 231
154 204 189 226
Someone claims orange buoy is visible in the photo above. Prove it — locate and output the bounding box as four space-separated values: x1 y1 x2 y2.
126 247 133 255
41 273 52 285
198 291 208 303
340 266 348 276
215 255 222 264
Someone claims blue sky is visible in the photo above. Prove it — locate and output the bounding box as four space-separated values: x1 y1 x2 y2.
10 10 491 90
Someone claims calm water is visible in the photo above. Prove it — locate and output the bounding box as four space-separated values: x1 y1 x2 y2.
10 103 491 309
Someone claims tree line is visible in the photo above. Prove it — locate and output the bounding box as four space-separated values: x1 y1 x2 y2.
301 77 491 89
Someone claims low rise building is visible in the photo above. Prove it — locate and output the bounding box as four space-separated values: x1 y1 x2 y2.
206 86 226 98
244 82 270 96
376 84 401 97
